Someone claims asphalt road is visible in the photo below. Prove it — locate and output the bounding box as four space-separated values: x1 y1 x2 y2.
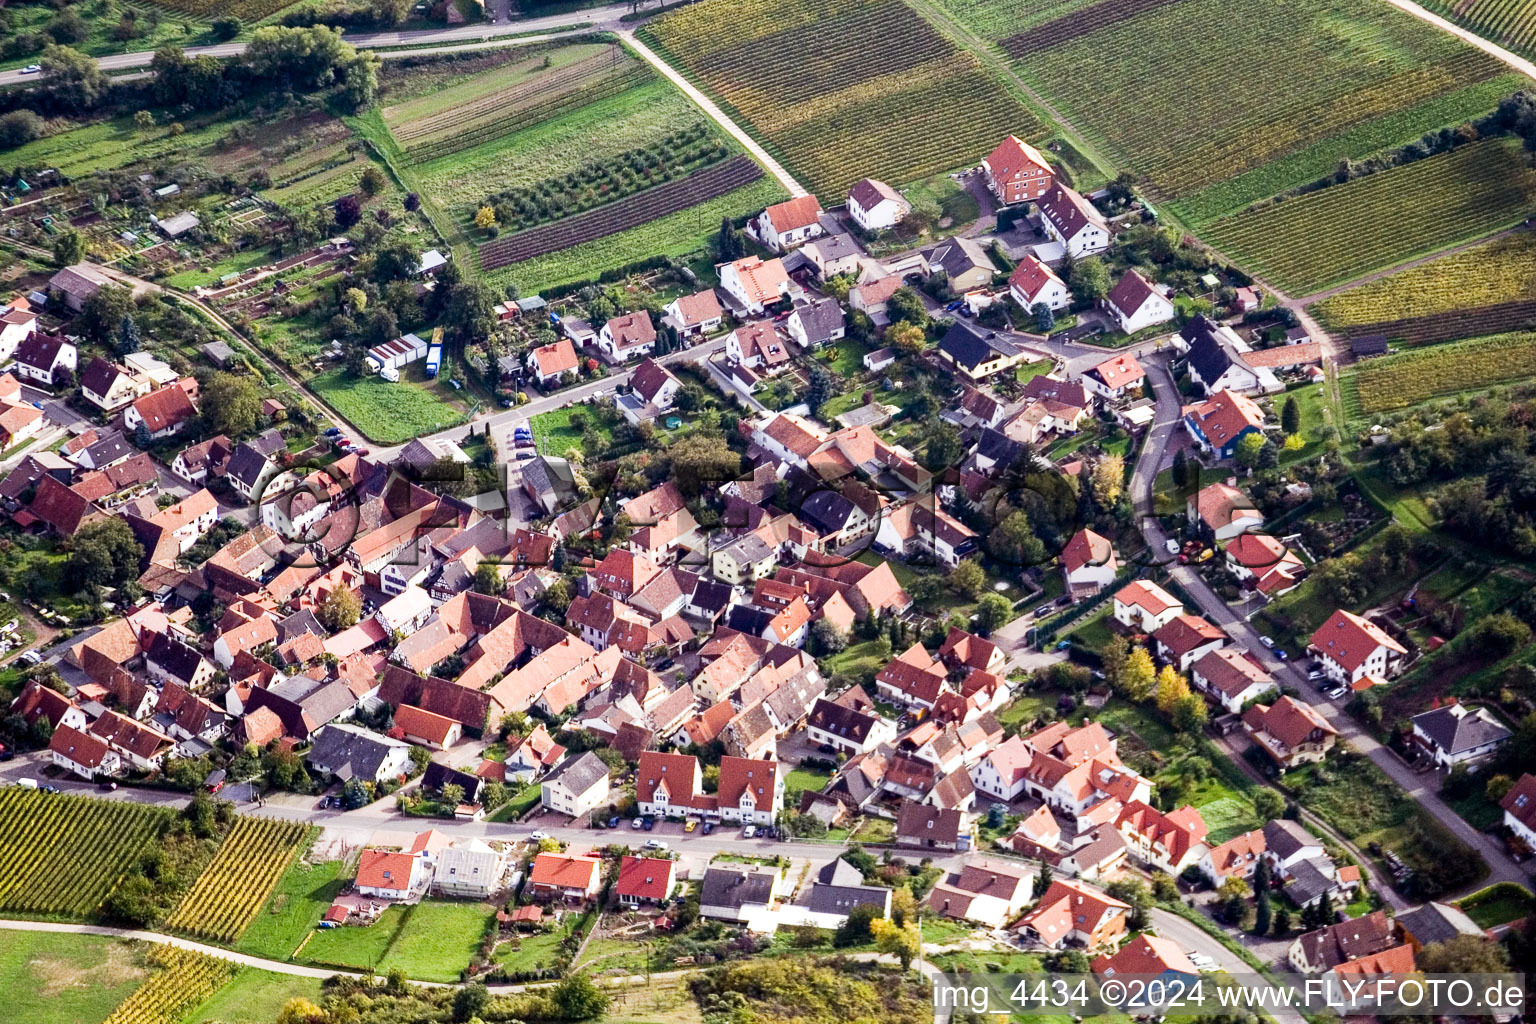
0 1 642 86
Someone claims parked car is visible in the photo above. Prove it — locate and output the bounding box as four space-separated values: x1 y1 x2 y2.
1259 636 1275 648
20 65 40 74
701 821 714 835
324 427 342 436
98 780 117 791
742 825 756 839
684 819 696 832
631 818 644 830
642 839 668 851
40 785 60 794
0 742 10 762
529 830 548 841
641 817 654 831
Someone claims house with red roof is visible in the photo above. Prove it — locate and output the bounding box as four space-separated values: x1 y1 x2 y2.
598 312 657 364
1103 269 1175 335
1039 184 1109 257
847 177 910 231
1243 696 1337 767
719 256 793 315
1309 609 1407 686
393 704 461 750
1060 528 1117 597
527 338 578 388
1191 647 1277 713
1188 481 1264 541
927 857 1033 927
875 643 950 710
1017 877 1129 949
616 855 677 905
1153 614 1227 671
50 723 121 779
662 289 723 338
752 194 824 253
124 378 198 440
1199 826 1266 885
635 750 718 819
1224 533 1306 597
1008 253 1070 312
0 399 43 450
1183 389 1265 460
1116 800 1208 874
529 852 602 900
1082 352 1146 402
1093 933 1199 982
1112 580 1183 633
727 321 791 375
981 135 1054 205
356 848 432 900
592 548 660 600
1501 772 1536 850
970 734 1034 801
717 755 783 826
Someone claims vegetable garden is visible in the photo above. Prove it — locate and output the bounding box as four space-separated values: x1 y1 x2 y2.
478 155 765 269
1203 138 1536 295
994 0 1513 216
103 946 237 1024
1314 230 1536 326
1342 330 1536 417
0 790 171 917
164 818 310 943
640 0 1041 198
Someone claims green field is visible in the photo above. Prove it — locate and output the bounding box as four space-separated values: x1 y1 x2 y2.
300 905 405 972
309 367 469 444
7 933 148 1024
375 901 496 983
237 858 346 961
530 406 614 459
642 0 1042 199
1205 139 1536 295
991 0 1513 223
0 790 171 918
1341 330 1536 418
494 915 579 973
185 967 323 1024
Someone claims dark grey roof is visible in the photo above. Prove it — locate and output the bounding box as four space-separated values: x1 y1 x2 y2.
1068 827 1128 869
277 609 324 644
1281 857 1337 906
423 760 484 801
762 668 825 724
938 323 999 372
225 442 274 489
83 432 134 467
1183 315 1234 386
306 724 407 781
544 750 610 796
809 880 891 916
700 866 775 909
1394 902 1483 945
250 428 287 458
975 427 1025 469
690 579 733 615
201 341 237 366
1412 704 1511 755
808 233 861 263
721 532 773 564
726 605 775 636
799 489 858 534
817 857 867 886
807 697 881 744
1263 818 1321 861
790 296 845 345
523 456 578 502
924 236 995 279
144 631 207 685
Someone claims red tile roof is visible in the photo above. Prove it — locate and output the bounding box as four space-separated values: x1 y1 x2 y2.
615 854 675 901
984 135 1052 186
529 852 600 891
1060 528 1114 574
1310 609 1406 673
531 338 578 376
1008 254 1065 304
763 194 823 234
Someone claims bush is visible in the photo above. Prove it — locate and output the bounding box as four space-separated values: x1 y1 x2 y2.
211 15 242 40
0 111 45 149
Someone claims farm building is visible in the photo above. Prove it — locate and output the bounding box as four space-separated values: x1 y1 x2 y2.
154 212 201 238
369 334 429 372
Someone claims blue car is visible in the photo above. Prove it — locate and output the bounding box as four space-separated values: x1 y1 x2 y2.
1275 650 1289 661
642 817 655 831
324 427 341 436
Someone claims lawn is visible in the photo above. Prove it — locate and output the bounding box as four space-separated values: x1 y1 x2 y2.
375 900 497 983
237 858 346 961
530 406 616 460
185 968 323 1024
1456 882 1536 928
576 935 660 976
823 638 892 682
1061 604 1116 653
308 367 468 444
495 916 578 973
783 765 832 802
7 933 147 1024
300 905 405 973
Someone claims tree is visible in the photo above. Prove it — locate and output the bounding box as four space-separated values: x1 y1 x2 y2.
66 518 144 594
1156 665 1190 716
276 998 325 1024
886 287 928 328
890 885 917 928
1253 884 1272 936
1119 646 1157 702
0 111 45 149
950 559 985 598
317 588 361 631
201 373 263 438
1069 257 1110 304
1101 634 1131 687
1091 453 1125 506
1281 395 1301 436
1417 934 1510 973
887 320 925 356
474 205 497 230
473 561 507 596
870 917 921 969
116 314 142 357
1253 788 1285 821
210 15 242 39
808 618 847 656
716 216 743 261
1032 301 1055 332
1273 904 1292 935
1235 431 1267 470
806 365 834 413
976 593 1013 634
334 194 362 229
1037 860 1053 893
552 973 609 1020
670 433 743 497
1313 555 1368 608
1467 613 1531 658
1171 447 1190 489
922 421 963 471
133 110 156 133
42 44 108 112
1173 693 1208 734
1106 878 1152 930
835 903 879 947
51 228 86 268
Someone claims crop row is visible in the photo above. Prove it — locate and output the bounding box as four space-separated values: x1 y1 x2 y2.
405 66 652 163
392 48 631 144
643 0 1038 198
1338 300 1536 347
0 790 170 917
1204 139 1536 295
1314 230 1536 326
479 155 762 269
1003 0 1179 55
164 818 308 942
104 947 238 1024
1014 0 1506 201
1348 330 1536 413
1427 0 1536 57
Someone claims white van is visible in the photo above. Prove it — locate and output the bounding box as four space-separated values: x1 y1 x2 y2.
17 778 37 790
380 366 401 383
